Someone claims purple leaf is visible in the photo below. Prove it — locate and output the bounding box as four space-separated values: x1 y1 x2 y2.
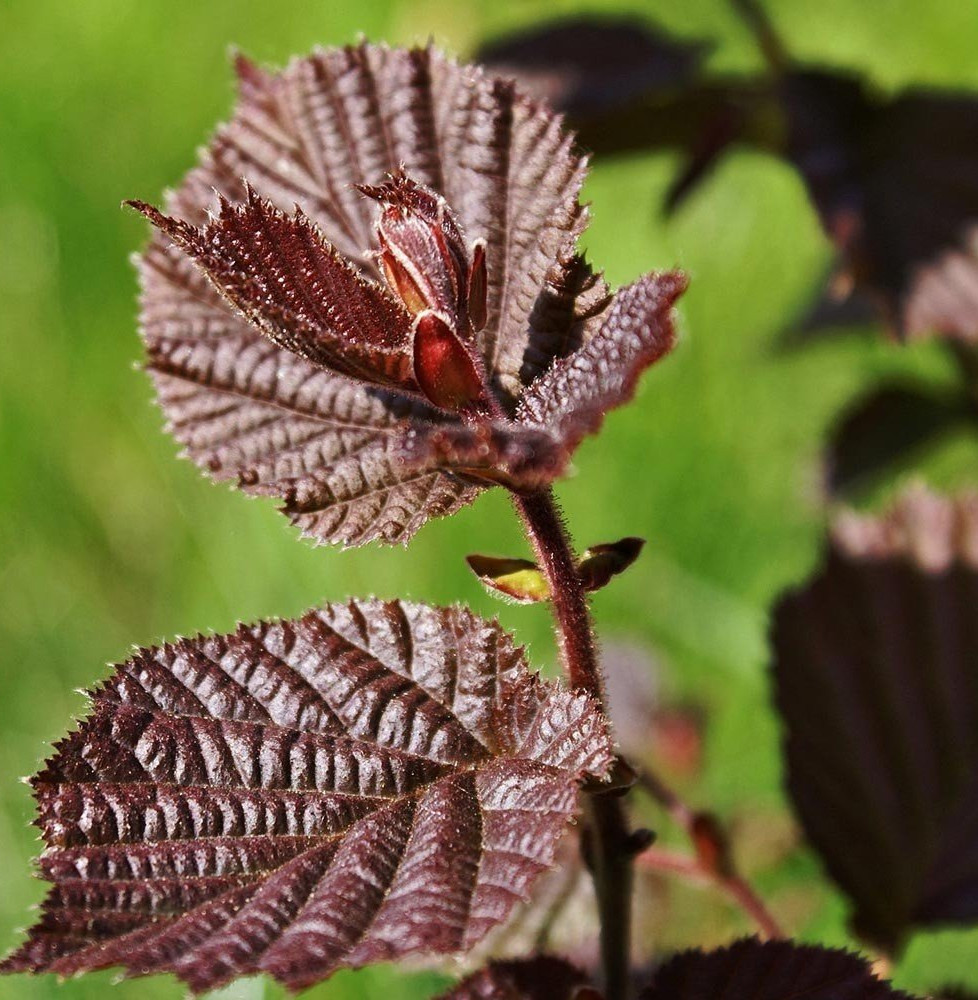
771 487 978 949
3 600 613 992
439 955 595 999
641 938 917 999
780 72 978 341
825 381 969 498
131 43 690 547
517 271 686 451
129 189 419 393
479 17 710 117
138 226 477 547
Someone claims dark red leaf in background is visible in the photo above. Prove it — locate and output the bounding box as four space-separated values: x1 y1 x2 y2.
771 488 978 950
641 938 916 999
825 382 970 498
479 17 709 117
482 14 978 342
780 71 978 341
439 955 595 999
3 600 613 992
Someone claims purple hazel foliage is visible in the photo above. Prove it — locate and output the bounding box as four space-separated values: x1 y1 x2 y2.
128 41 685 547
481 12 978 343
438 955 594 999
771 486 978 951
438 939 926 1000
640 938 917 1000
2 600 613 992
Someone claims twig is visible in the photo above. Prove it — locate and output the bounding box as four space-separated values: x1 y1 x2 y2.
634 767 784 940
513 489 632 1000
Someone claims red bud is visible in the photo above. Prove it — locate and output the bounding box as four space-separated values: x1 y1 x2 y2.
413 311 486 411
360 173 489 342
467 238 488 332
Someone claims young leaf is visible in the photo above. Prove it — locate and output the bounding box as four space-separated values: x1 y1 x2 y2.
129 189 418 393
641 938 917 1000
132 43 687 547
517 271 686 452
771 487 978 950
466 538 644 604
3 600 613 993
577 537 645 592
140 214 477 548
467 555 551 603
439 955 595 999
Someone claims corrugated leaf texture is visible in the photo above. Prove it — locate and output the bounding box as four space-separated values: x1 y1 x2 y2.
134 42 684 547
3 599 613 993
641 938 916 1000
771 487 978 950
439 955 593 999
516 272 685 452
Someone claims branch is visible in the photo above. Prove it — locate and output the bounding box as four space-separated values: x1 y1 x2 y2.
634 768 784 940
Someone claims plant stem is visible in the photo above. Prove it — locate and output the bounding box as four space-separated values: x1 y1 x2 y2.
634 767 784 940
513 490 605 701
512 489 633 1000
635 846 783 940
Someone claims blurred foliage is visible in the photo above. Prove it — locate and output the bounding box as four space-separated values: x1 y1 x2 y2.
2 1 978 997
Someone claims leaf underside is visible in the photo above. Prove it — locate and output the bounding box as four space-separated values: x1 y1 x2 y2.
771 487 978 949
641 938 916 1000
3 599 612 993
136 42 609 547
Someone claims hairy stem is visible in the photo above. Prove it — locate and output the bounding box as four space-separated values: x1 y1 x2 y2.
513 491 605 701
513 489 633 1000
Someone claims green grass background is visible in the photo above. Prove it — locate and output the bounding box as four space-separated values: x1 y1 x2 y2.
2 0 978 996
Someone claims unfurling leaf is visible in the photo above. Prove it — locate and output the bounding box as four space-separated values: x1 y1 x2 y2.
467 537 644 603
577 537 645 591
467 555 551 604
517 272 686 451
128 189 418 394
359 172 474 330
3 600 613 993
132 42 684 548
439 955 594 999
640 938 918 999
413 310 489 413
771 487 978 950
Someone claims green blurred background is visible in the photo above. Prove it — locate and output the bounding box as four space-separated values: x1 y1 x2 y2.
2 1 978 997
